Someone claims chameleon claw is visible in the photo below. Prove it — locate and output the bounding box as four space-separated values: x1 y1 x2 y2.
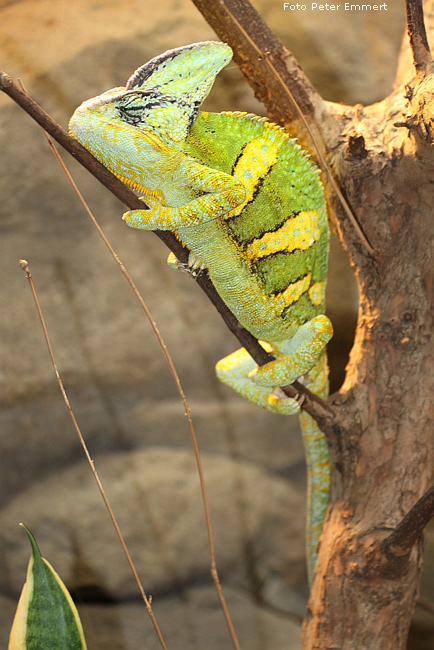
188 252 207 273
272 386 305 407
272 387 289 400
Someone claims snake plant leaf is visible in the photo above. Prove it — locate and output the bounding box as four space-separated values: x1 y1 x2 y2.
8 524 88 649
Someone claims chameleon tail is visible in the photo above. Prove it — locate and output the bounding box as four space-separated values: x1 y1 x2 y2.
299 410 330 585
297 349 330 584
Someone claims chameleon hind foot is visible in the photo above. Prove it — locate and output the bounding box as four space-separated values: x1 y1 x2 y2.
249 315 332 388
216 345 301 414
216 315 332 415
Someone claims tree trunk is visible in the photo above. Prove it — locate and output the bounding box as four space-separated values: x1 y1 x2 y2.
191 0 434 647
302 7 434 645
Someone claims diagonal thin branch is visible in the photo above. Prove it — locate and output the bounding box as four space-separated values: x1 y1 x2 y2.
0 71 336 433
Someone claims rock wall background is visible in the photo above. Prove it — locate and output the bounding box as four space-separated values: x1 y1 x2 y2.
2 1 431 648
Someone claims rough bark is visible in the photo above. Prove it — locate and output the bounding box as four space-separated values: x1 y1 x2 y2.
2 1 431 645
305 73 434 648
191 0 434 647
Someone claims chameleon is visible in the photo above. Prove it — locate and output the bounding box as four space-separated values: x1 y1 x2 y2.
69 41 333 584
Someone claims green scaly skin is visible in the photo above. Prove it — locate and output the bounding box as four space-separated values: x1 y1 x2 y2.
69 41 333 583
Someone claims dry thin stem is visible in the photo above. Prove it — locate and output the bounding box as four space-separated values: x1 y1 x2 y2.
18 259 169 650
45 137 242 650
406 0 433 74
0 69 335 433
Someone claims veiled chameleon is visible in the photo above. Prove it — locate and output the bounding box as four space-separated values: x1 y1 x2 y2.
69 41 333 583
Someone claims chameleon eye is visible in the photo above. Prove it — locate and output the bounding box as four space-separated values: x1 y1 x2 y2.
117 91 175 126
117 93 151 126
118 101 146 126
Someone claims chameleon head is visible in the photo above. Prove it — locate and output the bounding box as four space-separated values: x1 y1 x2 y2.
69 42 232 191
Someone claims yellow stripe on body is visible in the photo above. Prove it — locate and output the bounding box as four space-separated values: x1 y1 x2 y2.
308 281 326 307
226 136 280 217
246 210 321 260
273 272 312 310
220 136 320 314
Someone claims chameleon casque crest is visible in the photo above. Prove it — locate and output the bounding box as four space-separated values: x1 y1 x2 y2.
69 41 333 582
